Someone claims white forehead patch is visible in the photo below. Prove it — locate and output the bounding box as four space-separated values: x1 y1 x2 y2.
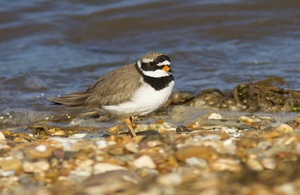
157 60 171 66
142 58 153 63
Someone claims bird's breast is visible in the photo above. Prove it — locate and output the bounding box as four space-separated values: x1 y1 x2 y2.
102 80 175 116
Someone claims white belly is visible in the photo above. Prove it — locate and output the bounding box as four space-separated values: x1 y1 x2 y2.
102 80 175 116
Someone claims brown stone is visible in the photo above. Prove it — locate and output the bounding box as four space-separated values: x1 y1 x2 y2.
175 146 218 162
0 158 22 174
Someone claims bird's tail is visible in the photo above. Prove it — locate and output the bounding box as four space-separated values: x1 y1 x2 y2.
48 92 90 108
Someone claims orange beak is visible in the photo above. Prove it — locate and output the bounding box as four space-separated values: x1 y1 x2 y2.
162 65 171 72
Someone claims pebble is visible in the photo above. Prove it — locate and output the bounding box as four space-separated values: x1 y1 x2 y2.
132 155 156 169
1 109 300 195
239 115 262 128
246 156 264 171
95 139 109 149
48 137 79 151
25 146 53 160
157 173 182 186
176 125 190 133
125 143 139 153
77 159 94 170
0 131 6 140
0 157 22 174
93 163 126 174
210 158 242 173
0 170 16 177
12 137 30 143
261 157 276 170
84 170 139 186
23 160 50 173
221 138 237 155
208 113 222 119
147 140 163 147
221 127 243 137
275 124 294 133
71 140 97 152
274 182 296 195
35 144 47 152
175 146 218 162
185 157 208 168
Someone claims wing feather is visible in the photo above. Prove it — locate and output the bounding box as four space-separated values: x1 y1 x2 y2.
48 63 142 110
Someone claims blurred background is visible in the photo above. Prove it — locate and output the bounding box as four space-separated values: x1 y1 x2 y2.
0 0 300 127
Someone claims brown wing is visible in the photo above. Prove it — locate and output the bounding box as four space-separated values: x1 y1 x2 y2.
85 63 142 108
48 63 142 109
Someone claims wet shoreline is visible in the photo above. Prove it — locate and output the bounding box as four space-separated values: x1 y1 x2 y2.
1 76 300 194
1 104 300 194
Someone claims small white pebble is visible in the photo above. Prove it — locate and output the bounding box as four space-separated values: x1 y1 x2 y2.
35 145 46 152
261 158 276 170
132 155 156 169
0 170 15 177
208 113 222 119
93 163 126 175
185 157 208 168
96 140 108 149
222 138 235 146
157 173 182 186
276 183 295 194
68 133 87 139
201 134 221 141
0 132 6 140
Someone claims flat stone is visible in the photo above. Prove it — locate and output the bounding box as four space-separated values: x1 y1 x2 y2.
93 163 126 175
132 155 156 169
175 146 218 162
275 124 294 133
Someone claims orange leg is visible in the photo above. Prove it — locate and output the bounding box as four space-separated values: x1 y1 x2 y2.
125 117 137 138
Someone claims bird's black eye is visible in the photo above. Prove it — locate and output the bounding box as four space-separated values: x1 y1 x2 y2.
144 61 156 66
141 61 158 71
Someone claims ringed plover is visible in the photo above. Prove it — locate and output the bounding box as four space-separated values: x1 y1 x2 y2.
48 52 175 138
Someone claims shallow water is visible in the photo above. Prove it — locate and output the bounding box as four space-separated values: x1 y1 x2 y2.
1 0 300 127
